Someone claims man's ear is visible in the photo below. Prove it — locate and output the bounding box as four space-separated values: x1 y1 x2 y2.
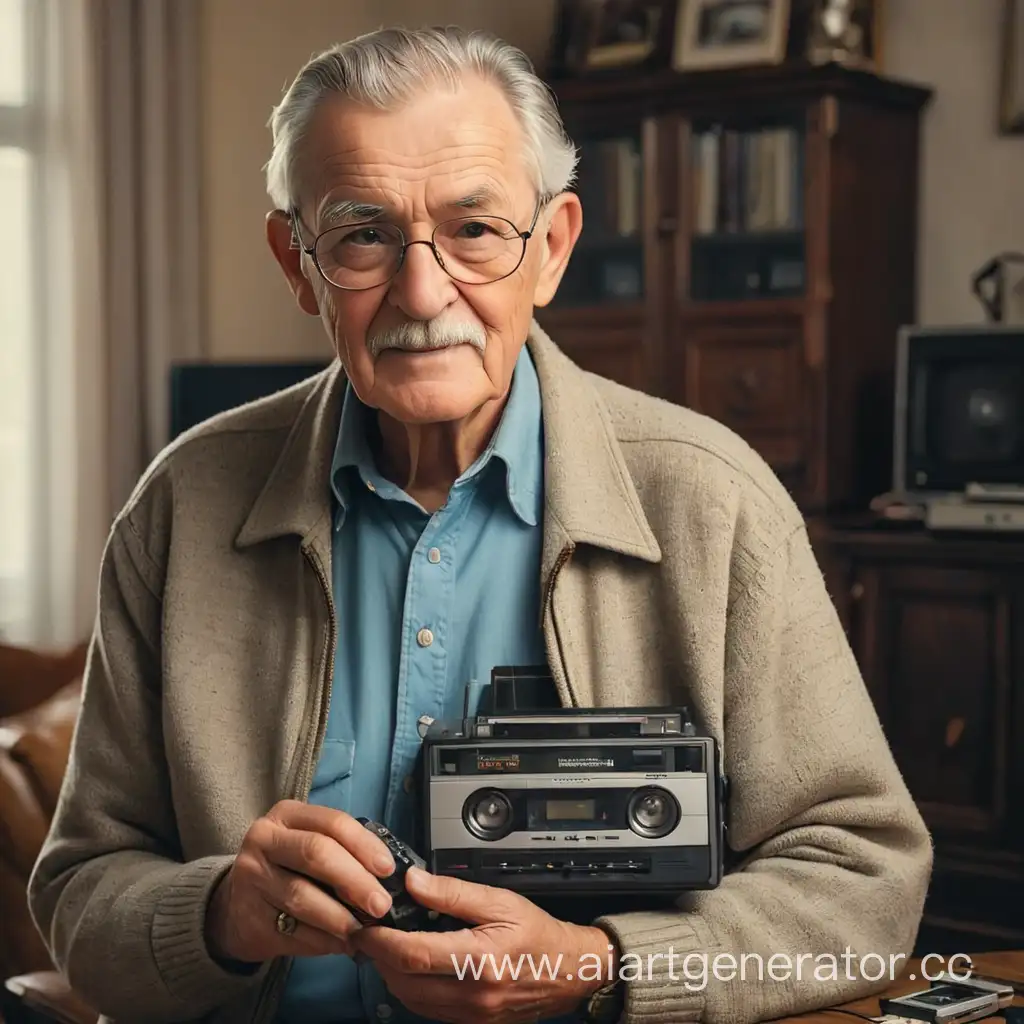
266 209 320 316
532 192 583 308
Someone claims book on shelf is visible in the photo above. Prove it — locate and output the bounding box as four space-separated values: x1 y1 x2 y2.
581 137 642 240
692 126 803 236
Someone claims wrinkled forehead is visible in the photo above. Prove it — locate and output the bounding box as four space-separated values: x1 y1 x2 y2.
295 79 534 225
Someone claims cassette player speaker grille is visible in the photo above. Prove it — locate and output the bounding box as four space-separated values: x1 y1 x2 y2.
627 787 680 839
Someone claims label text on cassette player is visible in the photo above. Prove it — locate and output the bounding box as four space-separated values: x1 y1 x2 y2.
557 756 614 769
477 753 521 771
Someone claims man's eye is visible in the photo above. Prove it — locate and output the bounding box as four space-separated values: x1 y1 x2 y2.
458 221 492 239
344 228 383 246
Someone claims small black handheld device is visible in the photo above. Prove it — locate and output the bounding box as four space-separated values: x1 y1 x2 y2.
929 973 1015 1008
340 818 466 932
879 977 1002 1024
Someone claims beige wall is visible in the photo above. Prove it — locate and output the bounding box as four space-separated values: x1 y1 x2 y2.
885 0 1024 326
199 0 1022 359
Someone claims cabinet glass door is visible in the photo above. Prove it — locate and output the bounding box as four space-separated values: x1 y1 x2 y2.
551 128 645 309
687 115 806 303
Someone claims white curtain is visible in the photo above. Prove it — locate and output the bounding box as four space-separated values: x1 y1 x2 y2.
98 0 205 505
27 0 107 648
18 0 202 647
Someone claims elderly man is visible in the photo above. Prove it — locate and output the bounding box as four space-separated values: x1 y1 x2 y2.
29 24 932 1024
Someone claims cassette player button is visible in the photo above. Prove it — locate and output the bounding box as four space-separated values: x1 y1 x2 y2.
602 860 645 871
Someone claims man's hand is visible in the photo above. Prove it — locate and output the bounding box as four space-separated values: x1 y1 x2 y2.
204 801 397 963
350 868 618 1024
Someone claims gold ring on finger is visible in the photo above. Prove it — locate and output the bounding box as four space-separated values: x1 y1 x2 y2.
275 910 298 936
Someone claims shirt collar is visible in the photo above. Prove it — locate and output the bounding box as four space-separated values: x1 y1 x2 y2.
235 320 661 571
329 343 544 527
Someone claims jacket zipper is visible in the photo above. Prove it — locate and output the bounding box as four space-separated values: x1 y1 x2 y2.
543 543 576 708
250 542 338 1024
296 544 338 798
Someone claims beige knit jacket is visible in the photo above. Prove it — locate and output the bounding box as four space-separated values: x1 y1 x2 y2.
28 323 933 1024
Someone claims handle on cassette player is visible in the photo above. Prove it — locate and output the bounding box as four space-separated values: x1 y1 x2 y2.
441 667 700 739
480 665 563 714
469 710 696 739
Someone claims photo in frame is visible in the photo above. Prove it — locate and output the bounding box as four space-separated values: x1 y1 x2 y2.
672 0 792 71
551 0 678 75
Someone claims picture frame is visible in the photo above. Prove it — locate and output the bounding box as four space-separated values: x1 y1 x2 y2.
673 0 792 71
550 0 678 76
1000 0 1024 134
858 0 885 70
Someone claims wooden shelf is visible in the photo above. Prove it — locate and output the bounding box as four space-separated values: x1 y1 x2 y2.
549 61 934 114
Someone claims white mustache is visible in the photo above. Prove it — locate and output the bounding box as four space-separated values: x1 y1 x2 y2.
366 317 487 359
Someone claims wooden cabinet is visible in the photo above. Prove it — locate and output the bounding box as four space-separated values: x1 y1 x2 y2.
675 306 812 497
538 63 932 512
813 520 1024 953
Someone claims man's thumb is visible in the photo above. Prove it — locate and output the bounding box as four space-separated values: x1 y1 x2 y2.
404 867 510 925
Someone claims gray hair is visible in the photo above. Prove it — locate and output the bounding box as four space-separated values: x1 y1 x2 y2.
265 25 579 212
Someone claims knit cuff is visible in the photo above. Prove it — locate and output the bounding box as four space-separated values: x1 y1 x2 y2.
593 910 712 1024
150 855 269 1007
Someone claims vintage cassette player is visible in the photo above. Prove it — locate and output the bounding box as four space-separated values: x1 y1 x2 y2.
419 668 727 897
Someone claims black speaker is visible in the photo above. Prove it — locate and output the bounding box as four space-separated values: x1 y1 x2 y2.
894 325 1024 494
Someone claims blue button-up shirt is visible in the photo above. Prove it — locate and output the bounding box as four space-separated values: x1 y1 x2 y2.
278 344 559 1024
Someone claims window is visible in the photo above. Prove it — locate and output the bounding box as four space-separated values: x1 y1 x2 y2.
0 0 36 640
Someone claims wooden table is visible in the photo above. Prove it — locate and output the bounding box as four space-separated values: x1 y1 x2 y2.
780 952 1024 1024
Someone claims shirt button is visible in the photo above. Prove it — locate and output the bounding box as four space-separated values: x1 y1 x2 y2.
428 547 441 563
366 480 376 492
376 1006 392 1021
403 775 415 793
416 627 434 647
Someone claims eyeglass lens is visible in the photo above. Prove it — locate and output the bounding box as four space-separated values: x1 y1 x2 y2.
313 217 525 288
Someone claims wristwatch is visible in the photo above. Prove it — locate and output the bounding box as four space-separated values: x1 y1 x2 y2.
582 977 625 1023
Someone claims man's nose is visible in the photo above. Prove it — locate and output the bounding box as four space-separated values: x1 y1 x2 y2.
386 239 459 319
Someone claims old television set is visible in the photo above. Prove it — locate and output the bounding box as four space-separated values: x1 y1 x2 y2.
168 361 330 439
893 324 1024 499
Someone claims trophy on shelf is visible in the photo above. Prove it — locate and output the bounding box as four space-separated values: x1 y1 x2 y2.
806 0 871 68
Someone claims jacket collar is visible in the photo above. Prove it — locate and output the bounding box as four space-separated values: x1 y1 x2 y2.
235 320 662 569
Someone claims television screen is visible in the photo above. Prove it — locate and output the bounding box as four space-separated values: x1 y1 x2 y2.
895 325 1024 493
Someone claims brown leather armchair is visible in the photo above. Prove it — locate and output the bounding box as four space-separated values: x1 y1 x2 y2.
0 641 97 1024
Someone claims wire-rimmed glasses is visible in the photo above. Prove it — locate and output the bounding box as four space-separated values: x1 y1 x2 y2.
290 200 544 291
